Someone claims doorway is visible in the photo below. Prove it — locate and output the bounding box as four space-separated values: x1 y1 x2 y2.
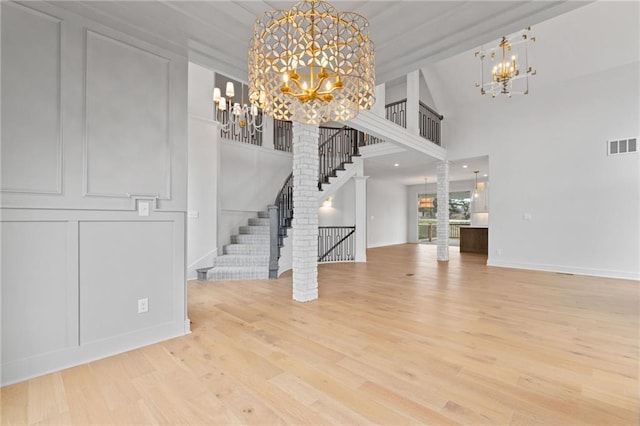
418 190 471 246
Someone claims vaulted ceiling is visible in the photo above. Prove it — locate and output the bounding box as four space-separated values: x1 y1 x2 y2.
51 1 587 84
51 0 627 188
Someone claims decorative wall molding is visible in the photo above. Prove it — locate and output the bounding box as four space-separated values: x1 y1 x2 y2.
1 207 187 386
82 29 172 200
1 2 63 195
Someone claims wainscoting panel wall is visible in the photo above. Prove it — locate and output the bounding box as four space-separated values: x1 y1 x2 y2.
1 3 62 194
0 0 188 385
1 221 75 364
79 221 175 344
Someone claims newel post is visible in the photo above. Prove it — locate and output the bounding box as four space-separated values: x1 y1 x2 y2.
268 204 279 278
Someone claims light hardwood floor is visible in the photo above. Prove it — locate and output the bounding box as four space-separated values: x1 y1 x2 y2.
2 244 638 425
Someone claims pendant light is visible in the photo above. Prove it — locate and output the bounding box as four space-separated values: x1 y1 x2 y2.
419 178 434 209
473 171 480 199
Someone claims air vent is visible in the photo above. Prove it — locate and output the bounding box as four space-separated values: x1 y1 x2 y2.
608 138 637 156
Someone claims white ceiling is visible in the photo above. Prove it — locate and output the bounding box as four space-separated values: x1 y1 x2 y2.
364 151 488 186
423 1 640 115
49 0 634 188
50 0 587 84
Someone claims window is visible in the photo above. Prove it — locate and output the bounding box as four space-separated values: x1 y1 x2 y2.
418 191 471 243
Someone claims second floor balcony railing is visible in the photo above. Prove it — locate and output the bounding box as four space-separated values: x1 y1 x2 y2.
271 99 443 153
219 111 264 146
386 99 443 146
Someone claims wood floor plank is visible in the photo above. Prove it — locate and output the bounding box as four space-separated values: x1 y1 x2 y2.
2 244 638 425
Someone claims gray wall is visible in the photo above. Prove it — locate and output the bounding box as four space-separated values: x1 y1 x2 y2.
1 1 188 385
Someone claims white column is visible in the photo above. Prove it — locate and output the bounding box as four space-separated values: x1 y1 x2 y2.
436 160 450 261
353 171 368 263
371 83 386 118
406 70 420 135
262 115 275 149
292 122 319 302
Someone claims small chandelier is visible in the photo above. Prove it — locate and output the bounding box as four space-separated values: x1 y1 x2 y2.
475 27 536 98
248 0 376 125
419 178 434 209
213 80 263 135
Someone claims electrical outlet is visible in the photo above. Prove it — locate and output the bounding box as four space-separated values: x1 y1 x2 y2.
138 298 149 314
496 248 503 256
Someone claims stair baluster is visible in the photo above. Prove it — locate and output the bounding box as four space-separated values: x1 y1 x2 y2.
269 125 363 275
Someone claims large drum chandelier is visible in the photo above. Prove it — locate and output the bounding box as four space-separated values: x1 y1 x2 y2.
248 0 376 125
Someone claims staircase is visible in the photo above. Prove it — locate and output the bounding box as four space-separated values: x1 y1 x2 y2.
200 126 363 281
197 212 271 280
270 127 362 276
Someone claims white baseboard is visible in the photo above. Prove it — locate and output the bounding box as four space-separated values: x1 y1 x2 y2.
1 321 186 386
187 248 218 280
487 258 640 281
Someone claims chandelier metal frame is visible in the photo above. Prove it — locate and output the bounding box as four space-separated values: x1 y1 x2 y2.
475 27 536 98
248 0 376 125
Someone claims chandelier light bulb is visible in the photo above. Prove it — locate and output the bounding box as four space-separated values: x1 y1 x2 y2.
225 82 235 98
212 76 264 137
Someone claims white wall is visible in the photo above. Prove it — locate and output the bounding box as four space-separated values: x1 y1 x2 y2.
318 179 355 226
218 140 292 253
447 62 640 279
367 178 408 248
1 2 188 385
385 73 440 110
186 60 293 270
385 77 407 105
187 63 218 279
419 69 438 110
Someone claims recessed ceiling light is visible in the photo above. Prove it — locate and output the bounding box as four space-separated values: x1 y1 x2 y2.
462 164 468 168
483 174 488 177
394 163 399 167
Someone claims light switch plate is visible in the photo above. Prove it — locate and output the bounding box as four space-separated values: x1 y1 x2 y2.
138 201 150 217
